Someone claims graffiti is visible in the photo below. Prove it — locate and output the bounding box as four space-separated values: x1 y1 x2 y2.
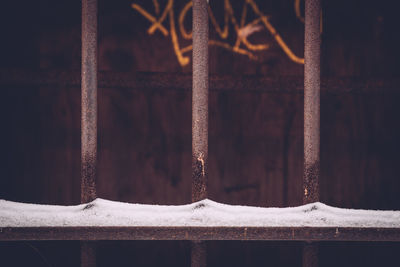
131 0 305 66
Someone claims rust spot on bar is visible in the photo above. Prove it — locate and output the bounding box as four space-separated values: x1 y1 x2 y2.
81 155 97 203
192 155 208 202
198 152 205 177
303 161 320 204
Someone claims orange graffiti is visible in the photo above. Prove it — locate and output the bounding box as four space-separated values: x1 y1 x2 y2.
131 0 306 66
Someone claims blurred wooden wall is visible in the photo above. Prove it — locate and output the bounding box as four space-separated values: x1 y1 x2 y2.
1 79 399 210
1 0 400 209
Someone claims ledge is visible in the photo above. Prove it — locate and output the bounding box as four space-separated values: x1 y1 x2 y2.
2 226 400 241
1 198 400 241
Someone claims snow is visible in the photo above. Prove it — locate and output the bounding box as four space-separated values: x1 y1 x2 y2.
1 198 400 228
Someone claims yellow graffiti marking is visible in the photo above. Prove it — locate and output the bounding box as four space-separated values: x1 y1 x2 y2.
153 0 160 15
248 0 304 64
294 0 305 23
132 0 307 66
131 3 169 36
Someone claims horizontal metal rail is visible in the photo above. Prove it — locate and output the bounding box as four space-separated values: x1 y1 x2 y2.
0 70 399 94
1 227 400 241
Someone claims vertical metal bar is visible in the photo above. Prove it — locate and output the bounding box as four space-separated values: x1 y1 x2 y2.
81 0 97 204
303 243 318 267
192 0 208 202
191 241 207 267
192 1 208 267
303 0 320 267
81 0 97 266
81 242 97 267
304 0 320 205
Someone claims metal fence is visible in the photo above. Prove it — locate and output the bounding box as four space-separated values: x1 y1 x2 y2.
1 1 400 267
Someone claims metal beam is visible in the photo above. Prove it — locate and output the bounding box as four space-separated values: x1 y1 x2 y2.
1 227 400 242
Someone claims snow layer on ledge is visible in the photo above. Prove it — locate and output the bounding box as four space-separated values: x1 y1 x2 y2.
1 198 400 228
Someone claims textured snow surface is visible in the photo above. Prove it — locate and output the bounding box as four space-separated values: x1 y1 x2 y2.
1 198 400 227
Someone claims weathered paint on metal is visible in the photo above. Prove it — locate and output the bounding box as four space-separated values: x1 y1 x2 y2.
191 241 207 267
81 241 96 267
303 243 318 267
304 0 320 206
81 0 97 204
192 0 209 203
192 1 209 266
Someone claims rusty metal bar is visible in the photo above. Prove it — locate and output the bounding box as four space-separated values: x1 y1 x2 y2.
304 0 320 205
303 243 318 267
191 241 207 267
81 242 96 267
192 0 209 202
81 0 97 204
303 0 321 266
2 227 400 241
192 0 208 266
81 0 98 266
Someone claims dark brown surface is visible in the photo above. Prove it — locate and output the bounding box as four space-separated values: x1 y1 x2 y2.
1 0 400 77
1 74 400 209
1 70 399 93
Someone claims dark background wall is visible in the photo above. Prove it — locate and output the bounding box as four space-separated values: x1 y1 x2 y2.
1 0 400 266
